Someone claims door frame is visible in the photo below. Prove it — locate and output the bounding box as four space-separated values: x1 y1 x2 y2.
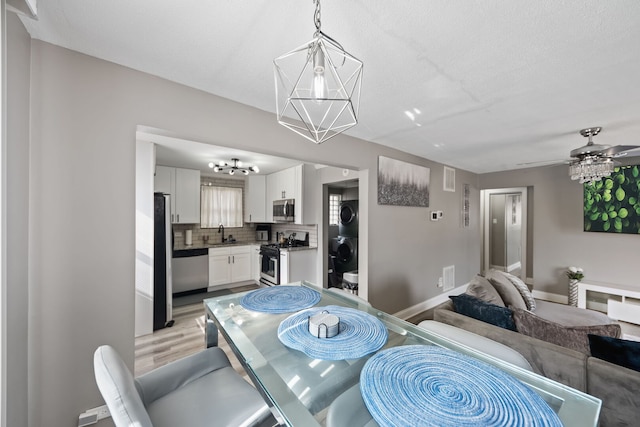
481 187 528 282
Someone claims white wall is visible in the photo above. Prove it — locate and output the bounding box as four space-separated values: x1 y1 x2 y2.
135 141 154 337
23 40 481 426
480 165 639 295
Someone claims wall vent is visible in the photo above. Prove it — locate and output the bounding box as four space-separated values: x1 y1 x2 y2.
442 265 455 291
443 166 456 192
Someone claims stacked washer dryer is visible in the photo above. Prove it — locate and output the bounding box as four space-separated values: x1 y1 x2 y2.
331 200 359 293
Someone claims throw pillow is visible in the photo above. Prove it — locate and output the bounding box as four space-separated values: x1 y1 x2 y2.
512 309 622 354
465 275 505 307
588 334 640 373
502 271 536 311
484 269 528 310
450 294 516 331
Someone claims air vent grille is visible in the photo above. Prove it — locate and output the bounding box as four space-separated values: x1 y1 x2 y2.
443 265 455 291
443 166 455 192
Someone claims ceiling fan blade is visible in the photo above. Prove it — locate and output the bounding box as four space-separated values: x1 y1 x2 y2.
603 145 640 157
516 159 568 167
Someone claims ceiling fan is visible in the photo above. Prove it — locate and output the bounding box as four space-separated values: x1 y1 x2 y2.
519 126 640 169
569 127 640 160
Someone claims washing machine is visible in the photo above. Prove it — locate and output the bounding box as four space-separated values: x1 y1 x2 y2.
331 236 358 273
338 200 359 237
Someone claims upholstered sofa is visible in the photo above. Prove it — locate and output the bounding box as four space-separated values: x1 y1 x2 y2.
434 270 640 427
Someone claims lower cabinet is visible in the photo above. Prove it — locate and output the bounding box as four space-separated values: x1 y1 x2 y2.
208 245 251 287
279 248 317 285
250 244 261 283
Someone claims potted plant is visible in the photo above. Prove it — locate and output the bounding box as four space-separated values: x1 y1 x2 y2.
566 266 584 306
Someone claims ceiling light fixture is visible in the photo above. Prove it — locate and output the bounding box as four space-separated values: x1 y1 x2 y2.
568 127 614 184
273 0 363 144
209 158 259 176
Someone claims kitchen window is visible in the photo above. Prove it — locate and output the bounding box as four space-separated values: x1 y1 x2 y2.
201 186 243 228
329 193 342 225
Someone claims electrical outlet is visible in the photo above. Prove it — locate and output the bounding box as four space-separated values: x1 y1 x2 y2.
437 277 443 288
78 405 110 427
96 406 110 420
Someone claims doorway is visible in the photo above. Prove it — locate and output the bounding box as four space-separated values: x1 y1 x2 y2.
317 168 368 300
481 187 528 283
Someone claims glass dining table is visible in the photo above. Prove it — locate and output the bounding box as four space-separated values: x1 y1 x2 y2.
204 281 601 427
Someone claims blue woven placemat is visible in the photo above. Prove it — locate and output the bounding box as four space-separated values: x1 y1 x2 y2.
360 345 562 427
278 305 388 360
240 286 321 313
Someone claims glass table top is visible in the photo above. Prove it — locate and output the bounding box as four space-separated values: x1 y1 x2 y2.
204 281 601 426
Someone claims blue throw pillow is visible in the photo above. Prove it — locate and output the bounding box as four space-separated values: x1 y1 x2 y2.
588 334 640 372
450 294 517 331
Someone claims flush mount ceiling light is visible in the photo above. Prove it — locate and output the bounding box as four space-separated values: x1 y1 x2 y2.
274 0 363 144
208 158 259 176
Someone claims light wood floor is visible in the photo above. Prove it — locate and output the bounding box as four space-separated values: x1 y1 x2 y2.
135 295 254 378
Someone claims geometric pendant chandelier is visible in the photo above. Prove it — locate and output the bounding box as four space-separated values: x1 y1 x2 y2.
274 0 363 144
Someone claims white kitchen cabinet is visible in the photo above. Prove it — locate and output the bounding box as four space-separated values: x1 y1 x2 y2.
250 244 261 282
155 165 174 194
279 248 317 285
245 175 266 223
175 168 201 224
265 163 317 225
155 165 201 224
208 245 252 288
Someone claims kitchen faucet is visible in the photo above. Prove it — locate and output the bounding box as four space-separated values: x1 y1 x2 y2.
218 224 226 243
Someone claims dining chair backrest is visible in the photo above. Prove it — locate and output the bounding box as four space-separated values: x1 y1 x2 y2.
93 345 153 427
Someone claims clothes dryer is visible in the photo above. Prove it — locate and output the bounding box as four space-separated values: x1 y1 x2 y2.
338 200 359 237
331 236 358 273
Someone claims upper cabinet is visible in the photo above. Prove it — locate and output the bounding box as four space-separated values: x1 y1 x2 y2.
155 166 201 224
245 175 266 223
265 164 316 225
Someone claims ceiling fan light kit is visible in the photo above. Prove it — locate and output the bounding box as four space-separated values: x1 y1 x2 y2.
568 127 639 184
273 0 363 144
210 158 259 176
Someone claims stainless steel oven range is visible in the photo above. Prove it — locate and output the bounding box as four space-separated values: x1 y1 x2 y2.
259 244 280 286
259 231 309 286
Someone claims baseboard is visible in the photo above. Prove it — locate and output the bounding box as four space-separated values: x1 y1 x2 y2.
531 289 567 304
394 283 469 320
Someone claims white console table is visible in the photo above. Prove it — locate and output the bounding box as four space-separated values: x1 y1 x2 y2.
577 282 640 326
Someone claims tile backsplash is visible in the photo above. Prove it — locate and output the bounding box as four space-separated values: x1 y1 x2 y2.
172 175 317 247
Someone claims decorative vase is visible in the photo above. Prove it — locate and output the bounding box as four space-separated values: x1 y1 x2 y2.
568 279 580 306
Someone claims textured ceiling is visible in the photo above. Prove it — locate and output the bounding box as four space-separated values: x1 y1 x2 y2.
19 0 640 173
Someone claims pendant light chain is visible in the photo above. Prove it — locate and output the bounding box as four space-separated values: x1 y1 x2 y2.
314 0 322 35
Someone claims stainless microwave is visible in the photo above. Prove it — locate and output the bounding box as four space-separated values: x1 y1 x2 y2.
273 199 295 222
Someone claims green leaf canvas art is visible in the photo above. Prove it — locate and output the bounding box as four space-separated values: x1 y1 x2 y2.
584 165 640 234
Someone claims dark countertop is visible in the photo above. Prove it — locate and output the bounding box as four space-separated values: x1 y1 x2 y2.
173 240 264 252
173 240 318 254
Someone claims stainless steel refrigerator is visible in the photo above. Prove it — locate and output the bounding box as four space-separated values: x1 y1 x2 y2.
154 193 174 330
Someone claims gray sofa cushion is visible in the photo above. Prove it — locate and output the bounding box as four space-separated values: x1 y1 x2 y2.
586 357 640 427
502 271 536 311
512 308 621 355
484 269 528 310
466 275 505 306
534 300 616 326
417 320 532 370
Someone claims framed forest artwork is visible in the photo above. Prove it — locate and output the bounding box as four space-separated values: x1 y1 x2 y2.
378 156 430 207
